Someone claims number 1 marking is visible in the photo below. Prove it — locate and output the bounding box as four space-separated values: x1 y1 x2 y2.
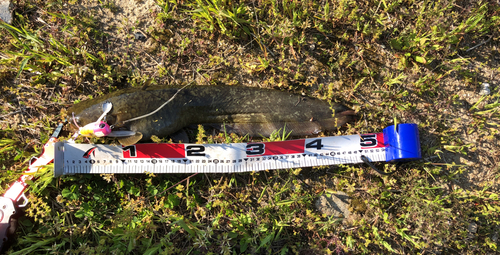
122 145 137 157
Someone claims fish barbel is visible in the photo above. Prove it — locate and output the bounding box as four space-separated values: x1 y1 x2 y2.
68 85 356 142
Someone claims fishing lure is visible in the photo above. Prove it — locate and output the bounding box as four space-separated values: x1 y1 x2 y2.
72 101 138 142
76 102 113 138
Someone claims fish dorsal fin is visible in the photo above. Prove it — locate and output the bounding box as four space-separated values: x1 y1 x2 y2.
117 132 143 146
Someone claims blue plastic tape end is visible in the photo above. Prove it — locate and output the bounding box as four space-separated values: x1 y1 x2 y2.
383 123 422 162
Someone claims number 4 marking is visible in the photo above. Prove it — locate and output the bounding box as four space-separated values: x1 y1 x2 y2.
306 139 323 150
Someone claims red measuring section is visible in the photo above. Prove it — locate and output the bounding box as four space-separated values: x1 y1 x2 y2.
248 139 305 156
264 140 305 155
122 143 186 158
375 133 385 148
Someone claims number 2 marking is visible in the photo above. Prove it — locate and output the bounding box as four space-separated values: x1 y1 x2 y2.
186 145 206 156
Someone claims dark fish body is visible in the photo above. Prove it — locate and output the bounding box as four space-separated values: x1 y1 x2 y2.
69 85 356 141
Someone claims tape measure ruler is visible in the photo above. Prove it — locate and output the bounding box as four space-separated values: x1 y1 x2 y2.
53 124 422 177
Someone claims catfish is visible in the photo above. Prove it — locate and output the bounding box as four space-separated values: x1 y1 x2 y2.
68 85 356 144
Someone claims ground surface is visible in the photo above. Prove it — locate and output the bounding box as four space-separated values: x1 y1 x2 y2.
0 0 499 254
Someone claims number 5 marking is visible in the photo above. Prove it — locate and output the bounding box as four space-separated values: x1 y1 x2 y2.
360 134 377 147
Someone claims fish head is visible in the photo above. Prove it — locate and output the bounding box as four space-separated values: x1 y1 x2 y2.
68 101 120 133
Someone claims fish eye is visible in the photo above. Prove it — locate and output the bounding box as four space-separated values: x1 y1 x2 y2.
106 115 117 125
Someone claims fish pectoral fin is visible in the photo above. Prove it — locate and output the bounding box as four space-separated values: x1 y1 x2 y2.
107 130 137 137
117 132 143 146
170 129 190 143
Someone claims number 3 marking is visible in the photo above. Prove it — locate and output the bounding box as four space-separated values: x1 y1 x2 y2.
246 143 265 155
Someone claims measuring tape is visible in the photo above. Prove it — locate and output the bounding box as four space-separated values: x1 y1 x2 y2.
53 124 421 177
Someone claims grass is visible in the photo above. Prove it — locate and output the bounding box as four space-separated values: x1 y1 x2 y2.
1 0 500 254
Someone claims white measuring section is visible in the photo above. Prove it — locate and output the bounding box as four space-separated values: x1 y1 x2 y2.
54 133 386 177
